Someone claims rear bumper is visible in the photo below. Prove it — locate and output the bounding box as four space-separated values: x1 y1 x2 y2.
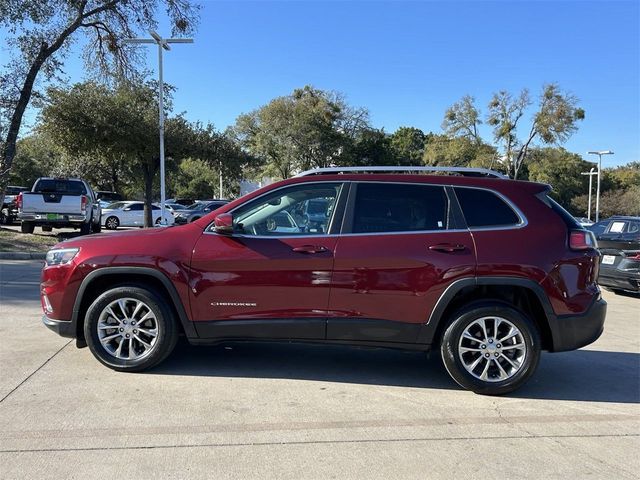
19 213 87 224
550 297 607 352
598 270 640 293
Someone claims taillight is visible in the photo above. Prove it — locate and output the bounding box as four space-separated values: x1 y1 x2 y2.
626 252 640 261
17 192 23 210
569 230 595 250
80 195 87 213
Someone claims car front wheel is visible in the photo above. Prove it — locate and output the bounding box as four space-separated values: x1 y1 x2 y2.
84 286 179 372
440 303 540 395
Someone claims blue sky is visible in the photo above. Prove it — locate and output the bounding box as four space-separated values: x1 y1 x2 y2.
17 0 640 166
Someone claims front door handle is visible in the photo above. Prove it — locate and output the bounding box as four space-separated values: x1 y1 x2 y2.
429 243 467 253
292 245 329 254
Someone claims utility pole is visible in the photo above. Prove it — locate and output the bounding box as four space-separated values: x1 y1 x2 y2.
124 31 193 225
587 150 614 222
581 168 597 221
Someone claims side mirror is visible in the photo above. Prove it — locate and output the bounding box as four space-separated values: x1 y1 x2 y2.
214 213 234 235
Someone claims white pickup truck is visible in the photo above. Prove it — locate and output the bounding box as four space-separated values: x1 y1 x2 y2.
18 177 102 235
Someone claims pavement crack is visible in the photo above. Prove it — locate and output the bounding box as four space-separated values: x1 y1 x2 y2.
0 339 72 404
0 433 637 454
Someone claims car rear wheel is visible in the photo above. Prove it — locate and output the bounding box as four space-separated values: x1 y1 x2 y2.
84 286 178 372
20 221 34 234
440 303 540 395
105 216 119 230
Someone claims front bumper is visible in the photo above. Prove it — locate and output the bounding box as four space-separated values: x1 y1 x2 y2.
550 297 607 352
42 314 76 338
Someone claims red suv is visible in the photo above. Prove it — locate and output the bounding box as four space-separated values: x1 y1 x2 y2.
41 167 606 395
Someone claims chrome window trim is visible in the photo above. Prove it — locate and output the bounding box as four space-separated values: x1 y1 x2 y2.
203 179 528 238
451 185 528 231
204 180 345 237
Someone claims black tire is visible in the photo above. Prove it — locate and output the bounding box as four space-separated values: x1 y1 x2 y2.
105 216 119 230
189 216 200 223
84 285 179 372
20 221 34 234
440 302 541 395
92 221 101 233
41 226 53 232
80 222 91 235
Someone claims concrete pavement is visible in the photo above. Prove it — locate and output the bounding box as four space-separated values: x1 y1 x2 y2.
0 260 638 479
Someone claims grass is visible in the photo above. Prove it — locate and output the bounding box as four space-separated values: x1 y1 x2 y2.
0 227 68 252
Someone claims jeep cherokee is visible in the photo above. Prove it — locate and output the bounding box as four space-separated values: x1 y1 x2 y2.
40 166 606 395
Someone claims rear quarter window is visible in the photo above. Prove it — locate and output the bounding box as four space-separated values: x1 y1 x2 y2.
454 187 521 228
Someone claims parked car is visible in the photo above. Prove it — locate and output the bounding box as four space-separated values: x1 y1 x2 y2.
173 200 229 224
574 216 593 227
1 185 29 224
18 178 101 234
95 191 123 209
160 203 187 215
591 216 640 294
40 166 606 395
165 197 195 207
101 201 175 229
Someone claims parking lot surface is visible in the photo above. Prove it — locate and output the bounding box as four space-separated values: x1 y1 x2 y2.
0 260 638 479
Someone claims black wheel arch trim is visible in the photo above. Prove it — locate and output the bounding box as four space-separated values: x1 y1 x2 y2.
418 276 562 348
71 266 197 340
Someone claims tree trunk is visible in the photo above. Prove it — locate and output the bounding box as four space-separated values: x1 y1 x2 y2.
143 165 154 228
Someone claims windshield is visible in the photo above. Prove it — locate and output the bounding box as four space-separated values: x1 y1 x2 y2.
187 202 205 210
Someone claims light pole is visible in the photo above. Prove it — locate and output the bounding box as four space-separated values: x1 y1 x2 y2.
580 168 597 221
587 150 614 222
124 31 193 225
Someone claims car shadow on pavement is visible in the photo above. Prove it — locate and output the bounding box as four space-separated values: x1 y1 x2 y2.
151 341 639 403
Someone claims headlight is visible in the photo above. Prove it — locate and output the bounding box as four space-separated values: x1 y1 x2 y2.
45 248 80 266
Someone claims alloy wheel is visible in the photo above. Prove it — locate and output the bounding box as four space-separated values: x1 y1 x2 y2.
457 316 526 382
97 298 159 360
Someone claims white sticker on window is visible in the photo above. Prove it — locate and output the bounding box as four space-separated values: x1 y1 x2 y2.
610 221 625 233
437 221 443 228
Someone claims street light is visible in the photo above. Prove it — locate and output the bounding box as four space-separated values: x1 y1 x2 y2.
587 150 614 222
123 31 193 225
580 168 597 221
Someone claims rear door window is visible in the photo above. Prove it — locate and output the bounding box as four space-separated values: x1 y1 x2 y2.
454 187 521 228
351 183 449 233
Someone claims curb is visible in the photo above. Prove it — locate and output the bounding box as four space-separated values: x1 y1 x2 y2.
0 252 46 260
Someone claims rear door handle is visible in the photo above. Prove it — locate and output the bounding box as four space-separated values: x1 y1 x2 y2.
429 243 467 253
292 245 330 254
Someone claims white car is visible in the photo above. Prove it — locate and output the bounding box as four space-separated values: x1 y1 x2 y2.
102 201 175 229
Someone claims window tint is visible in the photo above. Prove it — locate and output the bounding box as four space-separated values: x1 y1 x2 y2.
352 183 449 233
128 203 144 211
231 183 342 236
455 187 520 228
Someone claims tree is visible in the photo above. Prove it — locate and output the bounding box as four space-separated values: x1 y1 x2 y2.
487 84 585 179
232 86 370 179
442 95 482 144
422 134 498 170
41 81 194 227
7 133 63 187
389 127 429 164
0 0 199 205
346 128 394 166
527 147 592 207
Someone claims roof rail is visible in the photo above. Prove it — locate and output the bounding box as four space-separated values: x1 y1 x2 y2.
295 166 508 179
